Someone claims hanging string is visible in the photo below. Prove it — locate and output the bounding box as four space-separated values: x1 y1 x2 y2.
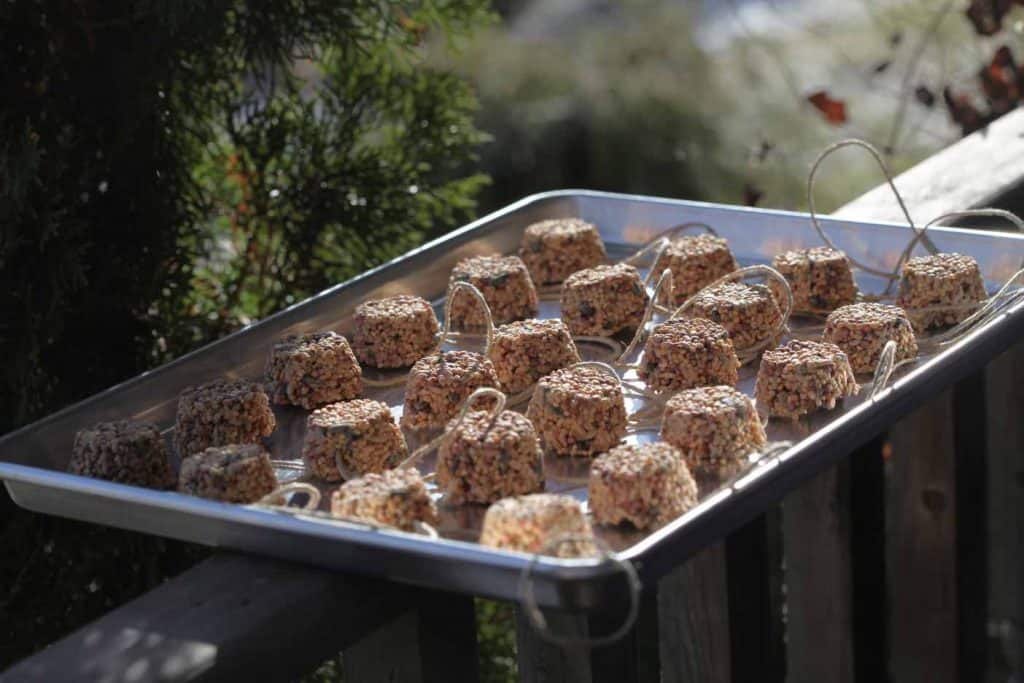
622 221 720 271
254 489 439 538
517 533 641 648
807 139 926 285
614 270 675 369
255 481 322 511
916 267 1024 348
893 208 1024 277
395 386 507 471
868 340 899 399
362 281 496 388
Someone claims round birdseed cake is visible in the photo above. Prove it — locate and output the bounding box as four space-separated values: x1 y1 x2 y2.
436 409 545 504
448 254 538 329
488 319 581 395
479 493 596 557
265 331 361 410
685 281 784 350
823 303 918 374
650 234 739 306
330 468 438 531
174 379 276 458
351 295 440 369
178 443 278 504
518 218 607 285
400 350 501 431
755 340 860 420
638 317 740 392
560 263 649 337
302 399 408 482
770 247 858 314
525 364 627 457
661 385 767 479
68 420 176 489
896 253 987 331
588 442 698 530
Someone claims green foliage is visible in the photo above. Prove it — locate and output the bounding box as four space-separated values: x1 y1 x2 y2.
0 0 490 667
476 599 518 682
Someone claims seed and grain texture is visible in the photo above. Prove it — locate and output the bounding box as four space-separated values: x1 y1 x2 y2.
661 385 767 479
479 493 596 557
823 302 918 374
174 379 276 458
755 340 859 419
896 252 987 331
69 420 176 489
589 441 699 530
518 218 607 285
447 254 538 329
560 263 649 336
650 234 739 306
265 331 362 409
330 467 438 531
685 281 784 350
352 295 440 369
400 350 501 431
488 319 580 394
302 399 407 482
525 364 627 457
639 317 740 392
770 247 858 314
436 409 544 504
178 443 278 503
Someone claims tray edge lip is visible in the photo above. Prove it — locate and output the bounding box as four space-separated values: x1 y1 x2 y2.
4 188 1024 588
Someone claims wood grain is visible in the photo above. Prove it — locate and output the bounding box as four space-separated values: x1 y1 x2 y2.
984 343 1024 681
781 466 854 683
658 543 731 683
886 392 958 683
0 554 411 683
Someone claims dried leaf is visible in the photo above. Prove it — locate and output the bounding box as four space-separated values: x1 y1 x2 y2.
979 45 1021 115
915 85 936 108
943 86 987 136
743 183 763 207
965 0 1023 36
807 90 848 125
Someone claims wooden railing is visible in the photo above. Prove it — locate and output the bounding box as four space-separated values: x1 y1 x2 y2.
4 110 1024 683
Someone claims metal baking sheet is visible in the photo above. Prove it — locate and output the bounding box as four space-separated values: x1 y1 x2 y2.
3 190 1024 612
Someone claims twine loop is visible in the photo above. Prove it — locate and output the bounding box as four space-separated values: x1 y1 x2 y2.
256 482 322 511
396 386 507 470
869 340 898 399
668 265 793 365
444 281 495 355
517 534 641 649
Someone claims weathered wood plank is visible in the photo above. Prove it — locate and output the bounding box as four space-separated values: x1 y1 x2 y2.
515 585 659 683
848 438 887 683
343 591 479 683
886 391 958 683
984 343 1024 682
726 513 785 683
0 554 412 683
954 372 989 683
781 466 854 683
838 108 1024 223
343 611 423 682
815 108 1024 683
515 608 592 683
658 543 731 683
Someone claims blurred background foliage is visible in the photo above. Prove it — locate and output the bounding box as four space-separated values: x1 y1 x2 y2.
4 0 1024 678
